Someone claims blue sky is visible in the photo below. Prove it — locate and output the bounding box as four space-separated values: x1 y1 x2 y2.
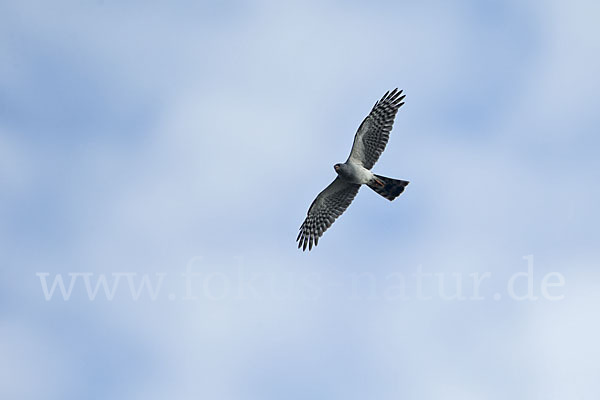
1 1 599 399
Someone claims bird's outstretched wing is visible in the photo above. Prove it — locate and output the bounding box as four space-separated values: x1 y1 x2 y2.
346 89 405 170
297 177 361 251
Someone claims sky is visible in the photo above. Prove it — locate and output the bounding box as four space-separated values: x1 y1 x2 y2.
1 0 600 399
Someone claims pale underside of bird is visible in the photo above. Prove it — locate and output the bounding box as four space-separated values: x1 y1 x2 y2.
297 88 409 251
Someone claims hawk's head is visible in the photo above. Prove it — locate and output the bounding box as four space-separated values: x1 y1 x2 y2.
334 163 341 172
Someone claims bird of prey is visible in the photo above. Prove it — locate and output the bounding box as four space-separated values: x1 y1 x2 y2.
297 88 409 251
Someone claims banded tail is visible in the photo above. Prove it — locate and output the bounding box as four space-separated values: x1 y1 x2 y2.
367 174 409 201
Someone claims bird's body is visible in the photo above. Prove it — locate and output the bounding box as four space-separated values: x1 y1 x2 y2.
335 162 374 185
297 88 409 251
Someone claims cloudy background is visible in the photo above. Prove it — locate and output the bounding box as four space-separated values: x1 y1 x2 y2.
1 0 599 399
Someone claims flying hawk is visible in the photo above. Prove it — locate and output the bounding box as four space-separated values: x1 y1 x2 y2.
297 88 409 251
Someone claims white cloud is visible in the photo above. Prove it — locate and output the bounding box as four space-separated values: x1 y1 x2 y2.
0 321 72 400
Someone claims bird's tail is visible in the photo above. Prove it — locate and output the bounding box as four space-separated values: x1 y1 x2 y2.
367 174 409 201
